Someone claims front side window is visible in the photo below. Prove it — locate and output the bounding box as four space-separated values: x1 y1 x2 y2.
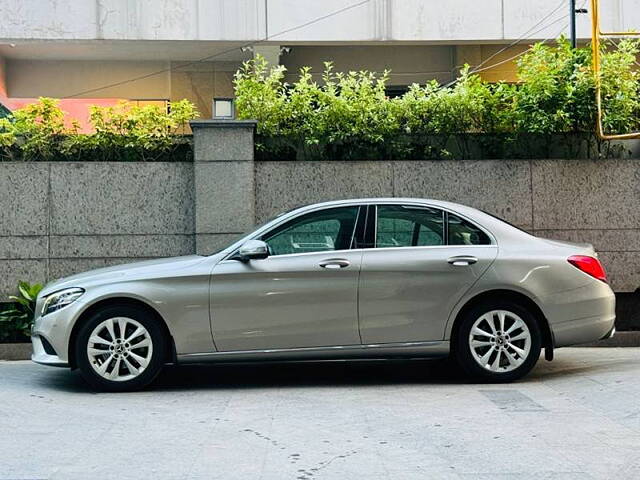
376 205 444 248
261 206 360 256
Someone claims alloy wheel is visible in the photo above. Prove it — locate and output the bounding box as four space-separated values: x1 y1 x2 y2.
468 309 532 373
86 317 154 382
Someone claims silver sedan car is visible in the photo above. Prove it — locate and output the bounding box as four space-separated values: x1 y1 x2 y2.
32 198 615 391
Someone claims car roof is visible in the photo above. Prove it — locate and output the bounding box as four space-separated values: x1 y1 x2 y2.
290 198 473 211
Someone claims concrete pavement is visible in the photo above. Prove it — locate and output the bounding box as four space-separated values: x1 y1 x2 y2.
1 348 639 479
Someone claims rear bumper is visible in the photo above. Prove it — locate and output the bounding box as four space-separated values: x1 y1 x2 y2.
541 280 616 347
602 325 616 340
551 312 616 347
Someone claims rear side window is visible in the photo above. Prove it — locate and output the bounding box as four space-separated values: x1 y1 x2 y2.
448 213 491 245
376 205 444 248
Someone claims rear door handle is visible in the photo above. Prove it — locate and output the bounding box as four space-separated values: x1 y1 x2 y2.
319 258 351 269
447 255 478 266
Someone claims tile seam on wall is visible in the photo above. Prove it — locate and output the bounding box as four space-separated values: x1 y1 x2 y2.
47 162 52 283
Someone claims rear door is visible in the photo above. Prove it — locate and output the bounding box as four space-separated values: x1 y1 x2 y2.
358 204 498 344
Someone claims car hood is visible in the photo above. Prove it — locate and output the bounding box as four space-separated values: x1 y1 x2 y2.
41 255 210 295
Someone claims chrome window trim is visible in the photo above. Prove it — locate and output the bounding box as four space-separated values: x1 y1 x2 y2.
218 247 366 263
220 202 368 261
219 200 497 262
372 203 495 249
259 205 360 258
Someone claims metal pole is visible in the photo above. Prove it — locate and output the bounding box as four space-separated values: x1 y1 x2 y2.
570 0 577 47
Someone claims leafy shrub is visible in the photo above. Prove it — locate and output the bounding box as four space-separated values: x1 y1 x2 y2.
0 99 198 162
235 37 640 160
599 38 640 134
0 281 43 343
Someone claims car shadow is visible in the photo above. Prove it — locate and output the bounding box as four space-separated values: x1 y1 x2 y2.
33 353 623 394
152 357 467 391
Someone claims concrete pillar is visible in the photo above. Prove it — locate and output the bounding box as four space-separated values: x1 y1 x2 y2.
190 119 257 255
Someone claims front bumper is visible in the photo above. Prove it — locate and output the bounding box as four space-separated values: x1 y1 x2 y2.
31 334 68 367
30 297 87 367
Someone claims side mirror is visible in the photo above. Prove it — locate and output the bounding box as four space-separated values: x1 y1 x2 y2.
238 239 269 261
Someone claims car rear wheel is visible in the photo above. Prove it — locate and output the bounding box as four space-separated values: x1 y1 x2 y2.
75 305 166 392
455 301 541 382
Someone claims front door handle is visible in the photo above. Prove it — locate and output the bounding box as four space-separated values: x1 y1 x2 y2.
447 255 478 266
319 259 351 269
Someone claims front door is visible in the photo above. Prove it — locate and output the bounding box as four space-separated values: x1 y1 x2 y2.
358 204 498 344
210 205 363 351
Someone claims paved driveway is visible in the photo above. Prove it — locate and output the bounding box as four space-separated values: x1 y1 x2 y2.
1 348 639 480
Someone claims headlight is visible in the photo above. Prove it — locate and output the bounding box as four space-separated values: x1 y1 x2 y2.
41 288 85 316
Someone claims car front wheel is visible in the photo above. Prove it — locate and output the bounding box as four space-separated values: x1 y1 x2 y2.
75 304 166 392
455 301 542 382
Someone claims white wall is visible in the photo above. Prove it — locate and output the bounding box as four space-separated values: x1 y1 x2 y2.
281 45 455 85
2 0 639 44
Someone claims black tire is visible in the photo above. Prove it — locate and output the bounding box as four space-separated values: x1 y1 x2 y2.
75 304 167 392
454 300 542 383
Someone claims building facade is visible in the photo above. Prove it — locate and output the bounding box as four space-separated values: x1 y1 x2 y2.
0 0 637 121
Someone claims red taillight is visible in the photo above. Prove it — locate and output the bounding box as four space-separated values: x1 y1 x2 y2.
567 255 607 283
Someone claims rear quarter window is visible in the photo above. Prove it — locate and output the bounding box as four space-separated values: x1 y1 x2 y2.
448 213 491 245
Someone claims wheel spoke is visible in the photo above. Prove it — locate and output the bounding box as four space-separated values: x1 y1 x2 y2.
126 327 144 342
490 349 502 371
123 356 140 375
88 347 109 357
117 318 128 340
97 355 114 375
510 331 529 342
472 326 493 338
509 344 527 358
105 319 117 343
108 357 122 379
506 318 524 335
478 347 494 366
471 339 492 348
129 351 149 369
129 338 151 350
89 335 112 347
498 311 506 332
503 348 521 367
484 314 498 335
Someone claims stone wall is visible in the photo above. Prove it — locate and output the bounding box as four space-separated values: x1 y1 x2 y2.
2 121 640 303
254 159 640 294
0 162 194 299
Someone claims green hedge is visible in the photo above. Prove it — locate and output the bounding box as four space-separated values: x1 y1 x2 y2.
0 99 198 162
235 37 640 160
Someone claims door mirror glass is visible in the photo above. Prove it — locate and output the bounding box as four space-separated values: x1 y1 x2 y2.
238 239 269 261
